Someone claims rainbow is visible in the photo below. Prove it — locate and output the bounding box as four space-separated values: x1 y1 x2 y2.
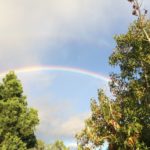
0 66 110 82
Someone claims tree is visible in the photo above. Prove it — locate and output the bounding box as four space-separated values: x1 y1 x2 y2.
0 133 26 150
29 140 70 150
34 140 45 150
76 0 150 149
48 140 70 150
76 90 122 149
0 71 39 149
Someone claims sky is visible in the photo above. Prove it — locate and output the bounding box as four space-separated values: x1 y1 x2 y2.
0 0 150 149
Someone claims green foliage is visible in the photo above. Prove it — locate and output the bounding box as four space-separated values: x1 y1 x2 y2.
0 133 26 150
76 1 150 149
35 140 45 150
76 90 122 149
0 71 39 149
30 140 70 150
48 140 70 150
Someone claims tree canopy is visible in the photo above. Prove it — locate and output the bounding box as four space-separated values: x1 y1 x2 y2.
0 71 39 149
48 140 70 150
76 0 150 149
32 140 70 150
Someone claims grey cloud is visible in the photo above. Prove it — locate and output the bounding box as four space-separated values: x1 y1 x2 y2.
0 0 143 70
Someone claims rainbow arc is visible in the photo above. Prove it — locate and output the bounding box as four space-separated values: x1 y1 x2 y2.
0 66 110 82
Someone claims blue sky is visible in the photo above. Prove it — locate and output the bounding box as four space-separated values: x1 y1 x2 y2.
0 0 150 149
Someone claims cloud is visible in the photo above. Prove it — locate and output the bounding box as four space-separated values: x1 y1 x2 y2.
33 94 88 141
0 0 141 70
52 113 88 137
24 81 88 142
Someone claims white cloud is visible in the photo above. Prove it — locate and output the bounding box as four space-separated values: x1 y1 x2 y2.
36 105 88 141
53 113 88 137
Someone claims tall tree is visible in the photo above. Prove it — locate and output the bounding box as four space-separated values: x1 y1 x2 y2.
76 0 150 149
0 71 39 149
